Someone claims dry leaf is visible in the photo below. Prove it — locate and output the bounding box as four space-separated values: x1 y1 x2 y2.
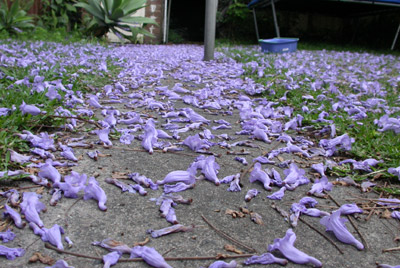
29 252 55 265
133 237 150 247
225 209 245 218
277 156 284 162
224 244 244 254
240 207 250 214
35 187 44 195
381 209 392 219
250 212 264 225
112 172 128 180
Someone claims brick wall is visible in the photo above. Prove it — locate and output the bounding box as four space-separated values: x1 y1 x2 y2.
144 0 165 44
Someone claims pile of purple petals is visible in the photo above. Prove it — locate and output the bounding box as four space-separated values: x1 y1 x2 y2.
1 40 400 267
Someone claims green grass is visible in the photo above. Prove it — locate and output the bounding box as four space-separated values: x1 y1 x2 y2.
219 45 400 193
0 37 122 179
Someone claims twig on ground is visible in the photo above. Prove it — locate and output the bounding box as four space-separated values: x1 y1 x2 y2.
382 246 400 253
64 197 83 227
298 218 344 254
327 193 369 249
201 214 257 253
44 243 254 261
48 115 102 129
366 182 386 221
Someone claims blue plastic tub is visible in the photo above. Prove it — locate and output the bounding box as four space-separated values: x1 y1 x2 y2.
259 38 299 53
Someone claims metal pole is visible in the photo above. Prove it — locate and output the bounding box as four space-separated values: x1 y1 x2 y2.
271 0 280 38
163 0 168 43
166 0 172 43
391 21 400 50
204 0 218 61
252 8 260 41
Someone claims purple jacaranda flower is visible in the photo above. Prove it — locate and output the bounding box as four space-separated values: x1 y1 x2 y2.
148 224 194 238
252 156 275 164
208 260 237 268
244 252 288 265
141 120 158 154
270 168 284 186
0 107 11 116
31 148 55 159
302 208 330 217
249 162 272 190
339 158 382 172
9 149 32 164
3 204 25 228
201 155 220 186
375 115 400 134
308 176 333 197
311 163 326 177
299 197 318 208
41 224 65 250
55 171 87 198
320 210 364 250
220 175 236 184
45 87 61 100
103 251 121 268
0 229 15 243
166 206 178 224
130 184 147 196
339 204 363 215
182 107 210 124
388 166 400 180
129 173 158 190
283 117 298 131
29 222 44 236
50 188 63 206
267 187 286 200
268 228 322 267
105 178 135 193
87 150 100 160
245 189 260 202
59 144 78 162
251 128 271 143
84 177 107 211
0 189 19 207
45 259 75 268
377 198 400 207
283 163 309 189
391 211 400 219
157 169 196 185
0 245 25 260
159 198 175 218
228 174 241 192
376 264 400 268
95 128 113 147
38 162 61 184
88 95 103 108
163 182 194 194
19 100 41 115
130 246 173 268
183 134 211 152
361 180 376 192
20 192 46 227
319 133 355 156
92 238 132 254
283 142 310 158
65 236 73 247
234 157 248 166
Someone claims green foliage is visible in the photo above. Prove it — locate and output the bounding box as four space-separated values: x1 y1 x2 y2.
0 0 34 35
75 0 158 43
38 0 80 31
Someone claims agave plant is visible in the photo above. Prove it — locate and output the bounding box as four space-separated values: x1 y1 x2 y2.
0 0 34 35
75 0 157 42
